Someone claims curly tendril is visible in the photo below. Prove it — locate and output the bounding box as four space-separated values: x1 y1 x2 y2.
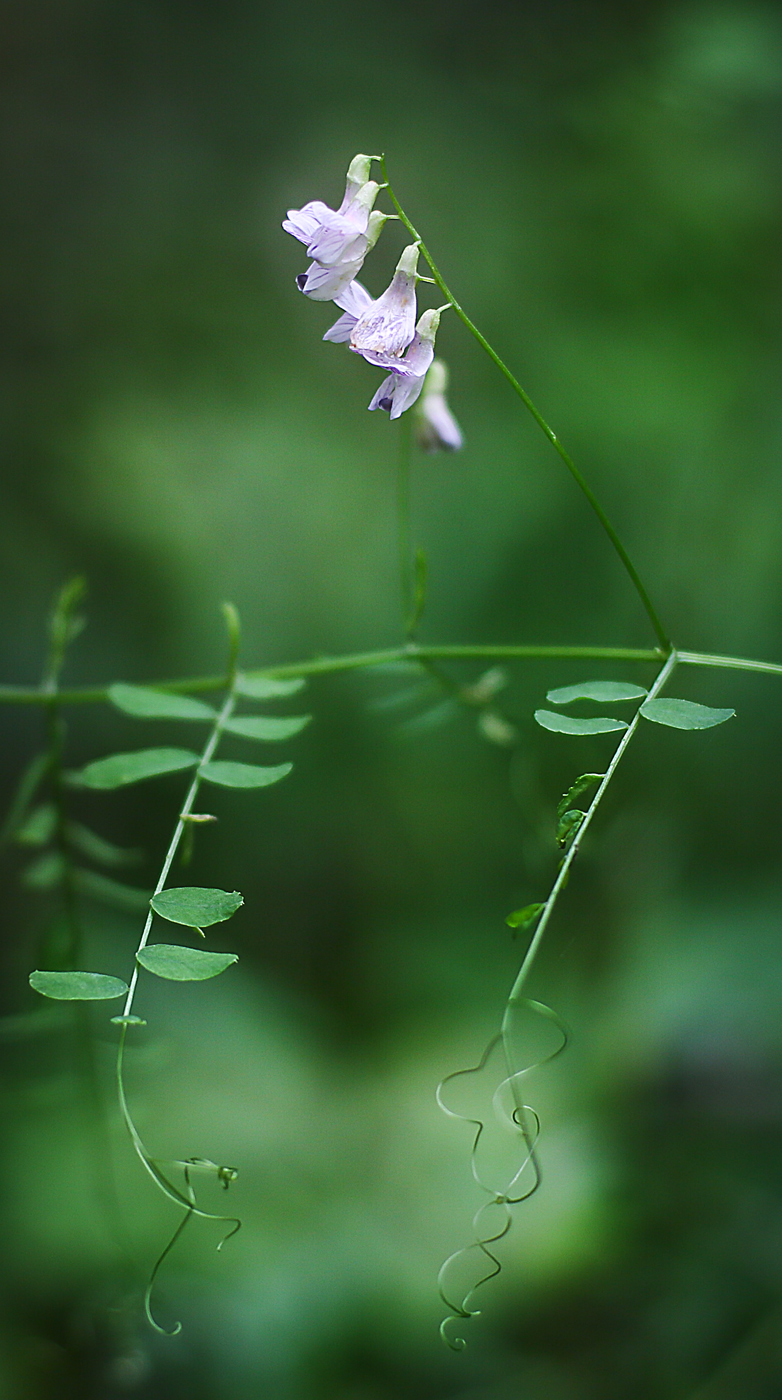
436 999 568 1348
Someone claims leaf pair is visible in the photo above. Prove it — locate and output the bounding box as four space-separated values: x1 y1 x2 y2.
535 679 734 735
30 884 243 1001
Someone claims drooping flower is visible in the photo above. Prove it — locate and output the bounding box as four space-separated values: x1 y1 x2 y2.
367 308 442 419
413 359 463 451
305 181 380 267
295 211 388 302
350 244 420 368
282 153 375 248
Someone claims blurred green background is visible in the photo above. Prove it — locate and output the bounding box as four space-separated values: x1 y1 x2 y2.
3 0 782 1396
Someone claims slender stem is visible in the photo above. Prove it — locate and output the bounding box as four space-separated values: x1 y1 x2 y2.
501 649 678 1027
679 650 782 677
0 644 666 706
380 158 671 654
119 683 239 1023
396 412 414 634
7 641 782 710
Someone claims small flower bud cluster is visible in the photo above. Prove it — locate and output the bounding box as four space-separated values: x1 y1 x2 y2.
283 154 462 450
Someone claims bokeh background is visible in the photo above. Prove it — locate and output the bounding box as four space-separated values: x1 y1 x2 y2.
2 0 782 1396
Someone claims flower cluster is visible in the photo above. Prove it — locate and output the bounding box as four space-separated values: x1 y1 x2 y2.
283 153 462 450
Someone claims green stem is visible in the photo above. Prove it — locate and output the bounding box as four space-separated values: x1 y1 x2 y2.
501 648 678 1030
0 644 665 706
380 158 671 654
5 641 782 710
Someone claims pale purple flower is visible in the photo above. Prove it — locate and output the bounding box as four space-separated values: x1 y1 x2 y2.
367 308 441 420
282 153 374 248
305 181 380 267
413 359 463 451
295 211 388 303
350 244 420 369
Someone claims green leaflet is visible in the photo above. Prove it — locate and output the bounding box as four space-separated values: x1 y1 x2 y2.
556 774 603 821
556 809 585 848
109 684 217 722
535 710 628 736
235 674 306 699
640 698 735 730
30 969 129 1001
506 902 544 931
547 680 648 705
14 803 57 846
223 715 310 741
137 944 238 981
151 887 243 928
75 748 199 789
110 1014 147 1026
199 760 292 789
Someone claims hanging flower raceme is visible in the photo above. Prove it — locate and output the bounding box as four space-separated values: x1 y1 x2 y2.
282 156 461 445
413 359 464 451
367 308 442 419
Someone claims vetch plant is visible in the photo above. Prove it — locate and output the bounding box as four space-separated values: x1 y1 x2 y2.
3 149 780 1347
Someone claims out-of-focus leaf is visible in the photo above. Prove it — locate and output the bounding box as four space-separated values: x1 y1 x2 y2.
137 944 238 981
224 715 310 741
535 710 628 735
150 887 243 928
235 675 306 699
75 870 151 911
109 684 216 721
15 803 57 846
0 752 50 847
478 710 517 746
75 749 199 789
30 970 128 1000
640 698 735 730
67 822 141 867
22 852 65 889
200 760 292 789
547 681 648 705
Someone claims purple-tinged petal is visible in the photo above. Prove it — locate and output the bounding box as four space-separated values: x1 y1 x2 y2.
296 256 366 301
323 311 358 343
282 200 334 244
368 375 397 412
333 280 374 316
350 244 419 362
